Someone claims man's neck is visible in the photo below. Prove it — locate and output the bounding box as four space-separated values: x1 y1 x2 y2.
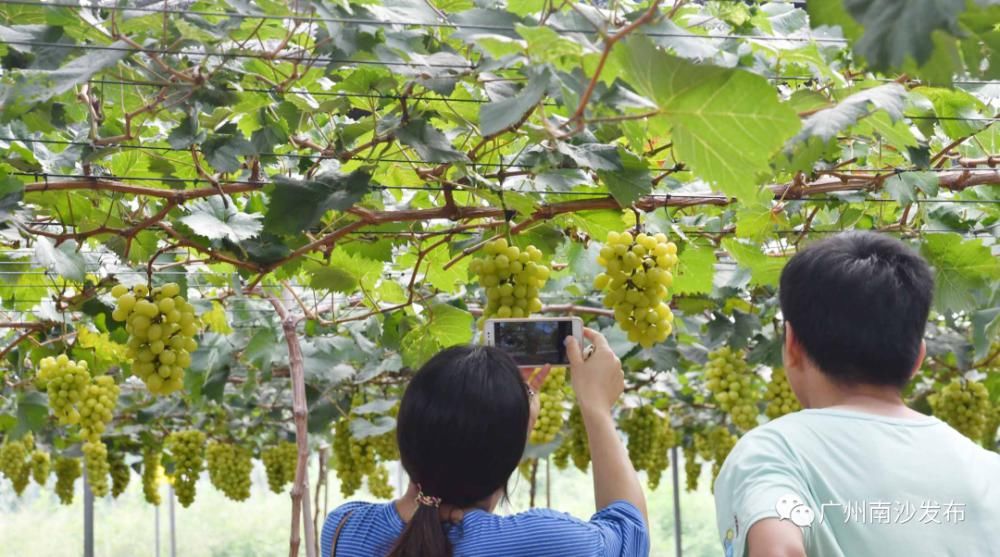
804 379 925 419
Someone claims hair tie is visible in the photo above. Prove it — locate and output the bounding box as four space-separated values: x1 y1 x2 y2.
415 484 442 508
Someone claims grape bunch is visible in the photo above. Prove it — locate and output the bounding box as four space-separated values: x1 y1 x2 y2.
109 450 130 498
595 231 679 348
368 464 394 499
36 355 91 425
262 442 298 494
530 367 567 445
619 406 677 489
683 444 701 492
206 442 253 502
705 347 759 431
695 426 738 487
165 430 206 507
82 441 111 498
31 449 50 485
983 406 1000 450
332 409 398 498
79 375 120 443
470 239 550 321
929 378 991 442
0 436 31 495
111 283 200 396
54 456 81 505
554 404 591 472
764 368 801 420
142 445 163 505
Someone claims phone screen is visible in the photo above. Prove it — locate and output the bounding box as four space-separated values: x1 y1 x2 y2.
493 320 573 366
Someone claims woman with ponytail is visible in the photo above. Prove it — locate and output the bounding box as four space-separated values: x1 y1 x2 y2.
320 328 649 557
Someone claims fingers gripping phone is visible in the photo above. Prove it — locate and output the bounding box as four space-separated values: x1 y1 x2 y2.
483 317 584 368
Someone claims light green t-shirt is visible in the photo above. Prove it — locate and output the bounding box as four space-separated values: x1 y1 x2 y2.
714 408 1000 557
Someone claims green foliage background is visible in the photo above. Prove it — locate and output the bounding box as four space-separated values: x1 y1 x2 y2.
0 0 998 553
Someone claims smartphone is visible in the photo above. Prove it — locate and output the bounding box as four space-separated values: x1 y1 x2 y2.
483 317 584 368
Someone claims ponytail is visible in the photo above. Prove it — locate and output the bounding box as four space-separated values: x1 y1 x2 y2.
386 503 451 557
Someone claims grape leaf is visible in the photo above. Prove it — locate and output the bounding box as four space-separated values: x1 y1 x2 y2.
673 244 716 295
33 237 85 281
179 196 262 242
263 170 372 235
395 119 468 163
479 69 550 136
614 36 800 202
722 239 787 286
921 233 1000 313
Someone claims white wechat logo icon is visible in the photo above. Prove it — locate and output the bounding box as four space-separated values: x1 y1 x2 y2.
776 493 815 527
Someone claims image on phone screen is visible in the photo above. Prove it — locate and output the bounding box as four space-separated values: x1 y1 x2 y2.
493 320 572 366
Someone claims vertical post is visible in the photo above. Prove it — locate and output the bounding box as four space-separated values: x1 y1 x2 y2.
672 446 682 557
545 457 551 508
83 469 94 557
155 502 161 557
169 485 177 557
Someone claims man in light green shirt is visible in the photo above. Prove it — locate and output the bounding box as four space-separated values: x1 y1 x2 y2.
714 232 1000 557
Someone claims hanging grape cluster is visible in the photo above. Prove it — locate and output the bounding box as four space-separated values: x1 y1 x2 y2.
262 442 298 494
529 367 567 445
31 449 50 485
0 434 32 495
470 239 550 322
166 430 206 507
36 355 91 425
683 444 701 492
206 442 253 501
552 403 590 472
54 456 81 505
109 450 130 498
983 406 1000 450
82 440 111 497
695 426 738 487
142 445 163 505
332 415 397 499
79 376 120 443
111 283 200 395
705 347 759 431
595 231 678 348
929 378 992 442
764 368 801 420
619 406 677 490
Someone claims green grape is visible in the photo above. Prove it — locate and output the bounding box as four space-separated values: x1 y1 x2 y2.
683 444 701 492
595 231 678 348
142 445 163 506
517 458 536 481
165 430 206 507
206 442 253 502
0 437 30 496
36 355 90 425
109 450 130 498
695 426 738 489
565 403 590 472
471 239 550 324
929 378 991 442
530 367 567 445
368 463 394 499
31 449 50 485
82 441 111 498
552 439 571 470
982 406 1000 450
332 417 364 497
620 406 659 471
111 283 201 396
78 375 119 443
262 442 298 494
764 368 801 420
646 416 678 491
705 347 760 431
54 457 81 505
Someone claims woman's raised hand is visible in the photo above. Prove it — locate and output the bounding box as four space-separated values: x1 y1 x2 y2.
566 328 624 416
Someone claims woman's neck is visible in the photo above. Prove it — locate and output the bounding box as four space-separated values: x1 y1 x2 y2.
394 483 500 524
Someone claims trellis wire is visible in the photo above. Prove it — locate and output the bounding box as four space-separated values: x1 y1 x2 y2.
0 0 852 44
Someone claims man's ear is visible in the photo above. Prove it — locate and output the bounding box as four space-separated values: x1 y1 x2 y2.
783 322 803 370
908 340 926 380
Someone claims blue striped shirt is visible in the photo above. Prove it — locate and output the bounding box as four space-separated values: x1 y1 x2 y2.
320 500 649 557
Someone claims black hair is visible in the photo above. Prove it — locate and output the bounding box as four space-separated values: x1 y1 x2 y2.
387 345 529 557
778 231 934 388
